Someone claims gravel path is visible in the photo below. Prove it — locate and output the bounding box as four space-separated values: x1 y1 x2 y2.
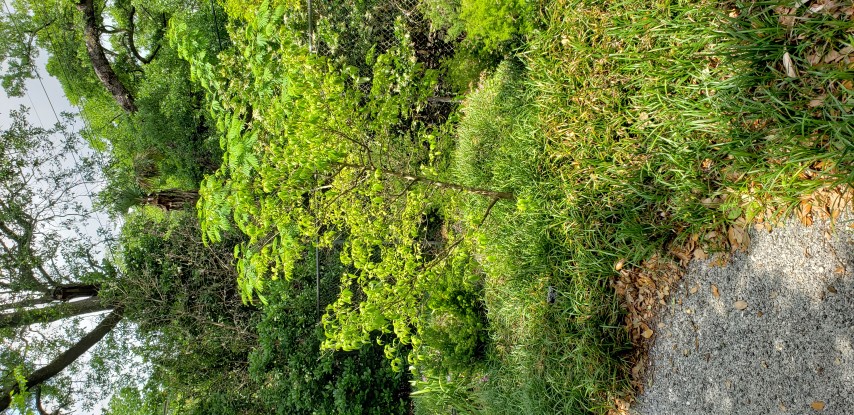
631 217 854 415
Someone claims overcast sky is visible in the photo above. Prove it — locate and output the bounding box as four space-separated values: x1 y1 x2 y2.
0 54 77 128
1 53 123 414
1 52 112 237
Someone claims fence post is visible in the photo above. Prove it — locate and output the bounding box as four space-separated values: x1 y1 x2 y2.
307 0 314 53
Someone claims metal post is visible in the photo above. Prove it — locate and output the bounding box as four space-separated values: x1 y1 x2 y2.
307 0 314 53
316 239 320 317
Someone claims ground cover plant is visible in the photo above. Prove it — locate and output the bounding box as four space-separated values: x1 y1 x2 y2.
2 0 852 413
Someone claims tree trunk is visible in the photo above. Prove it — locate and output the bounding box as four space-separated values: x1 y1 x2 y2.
144 189 199 211
51 284 100 301
0 297 110 330
0 295 54 312
76 0 137 112
125 6 165 65
0 308 124 411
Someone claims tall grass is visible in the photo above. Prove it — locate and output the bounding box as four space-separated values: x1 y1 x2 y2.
425 0 854 413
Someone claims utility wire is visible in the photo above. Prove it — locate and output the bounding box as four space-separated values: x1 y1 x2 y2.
1 0 111 239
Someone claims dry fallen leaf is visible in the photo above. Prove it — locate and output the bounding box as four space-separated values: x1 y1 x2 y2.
711 284 720 298
690 285 699 294
835 266 846 275
641 329 654 339
807 52 821 65
727 226 749 251
824 49 842 63
693 247 708 260
811 401 825 411
734 300 749 310
615 259 625 271
783 51 798 78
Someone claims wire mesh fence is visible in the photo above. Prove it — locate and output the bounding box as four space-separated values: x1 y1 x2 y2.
308 0 459 91
315 245 343 316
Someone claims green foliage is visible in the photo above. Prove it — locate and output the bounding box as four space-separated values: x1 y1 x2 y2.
249 251 410 415
108 208 251 335
95 0 854 414
102 387 159 415
415 252 488 375
718 0 854 184
440 47 491 94
433 1 854 413
107 209 262 415
183 7 506 412
420 0 536 51
9 366 34 415
460 0 534 49
189 0 484 368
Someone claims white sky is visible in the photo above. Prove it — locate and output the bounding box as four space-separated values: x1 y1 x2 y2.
0 53 76 129
1 52 112 245
1 54 125 414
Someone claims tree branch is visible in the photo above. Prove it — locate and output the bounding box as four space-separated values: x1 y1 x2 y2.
35 386 55 415
0 294 54 312
335 162 515 200
0 308 124 411
124 6 165 65
0 297 110 330
76 0 137 112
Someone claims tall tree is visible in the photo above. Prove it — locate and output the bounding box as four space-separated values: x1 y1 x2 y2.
0 0 168 109
0 107 247 413
1 0 227 196
0 107 119 413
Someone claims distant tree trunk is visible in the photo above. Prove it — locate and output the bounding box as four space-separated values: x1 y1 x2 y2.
144 189 199 211
51 284 100 301
76 0 138 112
0 308 124 412
0 297 110 330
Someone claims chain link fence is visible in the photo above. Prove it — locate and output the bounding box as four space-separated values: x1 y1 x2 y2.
308 0 459 92
315 244 343 316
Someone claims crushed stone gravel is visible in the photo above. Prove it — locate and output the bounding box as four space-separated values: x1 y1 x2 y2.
630 216 854 415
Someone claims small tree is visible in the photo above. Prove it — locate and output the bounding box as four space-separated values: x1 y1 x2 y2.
191 3 509 368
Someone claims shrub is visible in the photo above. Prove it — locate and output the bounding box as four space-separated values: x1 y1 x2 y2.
249 251 411 415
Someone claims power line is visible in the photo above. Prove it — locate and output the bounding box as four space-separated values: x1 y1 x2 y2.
1 0 111 238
